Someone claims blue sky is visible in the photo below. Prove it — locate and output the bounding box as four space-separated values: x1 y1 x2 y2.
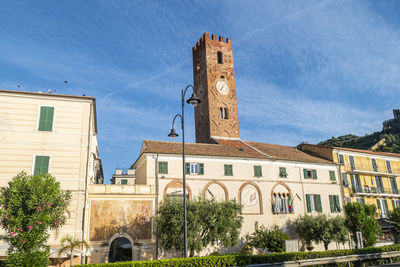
1 1 400 182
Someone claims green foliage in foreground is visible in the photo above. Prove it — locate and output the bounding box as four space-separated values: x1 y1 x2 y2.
155 198 243 257
245 225 289 252
344 203 381 248
75 244 400 267
0 172 71 267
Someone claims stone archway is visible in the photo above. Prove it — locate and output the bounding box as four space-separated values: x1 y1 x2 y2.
108 233 135 263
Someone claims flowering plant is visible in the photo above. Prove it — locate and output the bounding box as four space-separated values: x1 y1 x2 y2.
0 172 71 266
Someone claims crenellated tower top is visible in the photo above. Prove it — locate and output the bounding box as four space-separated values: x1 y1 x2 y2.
192 33 240 143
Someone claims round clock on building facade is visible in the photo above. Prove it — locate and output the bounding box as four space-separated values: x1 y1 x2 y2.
215 80 229 95
241 185 258 207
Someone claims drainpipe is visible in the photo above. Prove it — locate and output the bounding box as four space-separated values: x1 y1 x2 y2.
81 102 92 264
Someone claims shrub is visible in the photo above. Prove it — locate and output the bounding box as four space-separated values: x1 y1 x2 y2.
0 172 71 267
245 225 289 252
75 244 400 267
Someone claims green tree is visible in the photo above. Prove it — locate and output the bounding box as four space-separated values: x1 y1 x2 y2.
0 172 71 267
294 214 348 251
344 202 381 248
389 207 400 243
155 198 243 257
59 235 89 267
245 225 289 253
293 214 320 250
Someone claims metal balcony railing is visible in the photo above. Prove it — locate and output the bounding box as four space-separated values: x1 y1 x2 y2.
352 186 399 195
345 162 400 175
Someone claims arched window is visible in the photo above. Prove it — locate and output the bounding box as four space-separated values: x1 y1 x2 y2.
217 51 223 64
271 182 293 214
220 107 228 119
272 193 292 214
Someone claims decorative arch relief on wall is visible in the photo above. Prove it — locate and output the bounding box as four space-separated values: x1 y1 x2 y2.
238 182 263 215
202 181 228 201
271 182 293 214
163 179 192 201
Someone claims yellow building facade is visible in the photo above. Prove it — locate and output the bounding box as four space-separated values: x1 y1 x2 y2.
299 144 400 218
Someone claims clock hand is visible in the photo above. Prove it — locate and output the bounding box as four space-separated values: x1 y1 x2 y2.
207 189 214 197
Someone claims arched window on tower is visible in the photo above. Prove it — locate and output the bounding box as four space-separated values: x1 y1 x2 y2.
217 51 223 64
220 107 228 119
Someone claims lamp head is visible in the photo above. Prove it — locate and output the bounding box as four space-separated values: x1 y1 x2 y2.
168 128 179 138
186 93 201 107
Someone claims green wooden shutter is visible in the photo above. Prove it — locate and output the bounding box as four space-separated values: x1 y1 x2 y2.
329 171 336 181
199 163 204 175
185 163 190 174
312 170 317 180
316 195 322 212
350 174 356 193
38 106 54 131
306 194 311 213
229 165 233 176
384 199 389 216
329 195 335 212
225 165 232 176
159 162 168 174
121 179 127 185
377 199 382 216
303 169 308 179
34 156 49 176
360 198 365 205
335 195 341 212
254 166 261 177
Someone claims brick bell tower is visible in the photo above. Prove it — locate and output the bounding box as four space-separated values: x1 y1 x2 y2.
192 33 240 143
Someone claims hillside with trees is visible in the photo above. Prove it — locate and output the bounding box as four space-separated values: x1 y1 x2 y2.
319 112 400 153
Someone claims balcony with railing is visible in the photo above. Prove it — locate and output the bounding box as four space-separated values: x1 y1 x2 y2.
353 186 399 196
346 162 400 176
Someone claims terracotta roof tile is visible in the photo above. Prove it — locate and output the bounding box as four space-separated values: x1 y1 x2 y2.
141 139 333 164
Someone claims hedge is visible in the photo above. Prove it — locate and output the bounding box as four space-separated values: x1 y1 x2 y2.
76 244 400 267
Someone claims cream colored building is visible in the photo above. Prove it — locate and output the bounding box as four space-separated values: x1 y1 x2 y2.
132 139 345 253
0 89 103 265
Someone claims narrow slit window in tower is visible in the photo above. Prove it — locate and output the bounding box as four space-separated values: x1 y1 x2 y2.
220 108 228 119
217 51 223 64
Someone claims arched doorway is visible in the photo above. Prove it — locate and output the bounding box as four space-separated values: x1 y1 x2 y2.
108 237 132 262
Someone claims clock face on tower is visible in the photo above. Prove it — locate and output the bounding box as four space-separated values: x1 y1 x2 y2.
215 80 229 95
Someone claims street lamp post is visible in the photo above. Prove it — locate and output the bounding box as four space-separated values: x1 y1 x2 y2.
168 85 200 258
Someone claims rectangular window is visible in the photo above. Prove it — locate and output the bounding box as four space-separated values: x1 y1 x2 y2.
38 106 54 131
349 156 356 170
338 154 345 165
350 174 362 193
219 108 228 119
34 155 50 176
329 171 336 181
254 165 262 177
371 158 378 172
279 167 287 178
158 161 168 174
121 179 128 185
224 164 233 176
375 176 384 193
306 194 322 213
387 160 393 174
390 177 398 194
377 199 389 218
186 163 204 175
329 195 341 213
303 169 317 179
356 198 365 205
342 173 349 188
